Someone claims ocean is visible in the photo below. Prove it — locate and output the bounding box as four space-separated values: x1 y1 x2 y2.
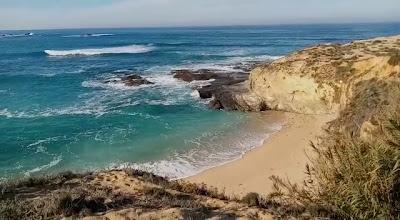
1 23 399 179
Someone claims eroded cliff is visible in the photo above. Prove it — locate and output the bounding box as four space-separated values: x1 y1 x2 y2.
246 35 400 114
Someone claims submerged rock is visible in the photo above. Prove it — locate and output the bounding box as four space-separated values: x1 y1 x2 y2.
121 74 154 86
172 69 219 82
104 74 154 87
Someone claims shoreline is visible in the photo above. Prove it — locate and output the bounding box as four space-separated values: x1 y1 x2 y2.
169 111 287 180
187 112 335 197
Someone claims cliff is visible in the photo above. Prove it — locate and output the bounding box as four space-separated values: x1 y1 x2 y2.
244 35 400 115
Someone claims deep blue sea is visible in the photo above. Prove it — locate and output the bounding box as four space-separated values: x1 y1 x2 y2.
1 23 399 179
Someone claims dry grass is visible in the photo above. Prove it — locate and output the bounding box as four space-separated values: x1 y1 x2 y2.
329 79 400 134
0 185 125 220
270 79 400 219
388 53 400 66
0 169 231 219
271 117 400 219
123 168 228 200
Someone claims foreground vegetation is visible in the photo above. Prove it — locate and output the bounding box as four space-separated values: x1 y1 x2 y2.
0 170 230 219
1 169 286 219
0 168 326 219
270 80 400 219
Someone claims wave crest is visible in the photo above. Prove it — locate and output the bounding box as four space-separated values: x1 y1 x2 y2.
44 44 154 56
0 32 34 38
62 33 115 38
113 121 283 179
24 155 62 176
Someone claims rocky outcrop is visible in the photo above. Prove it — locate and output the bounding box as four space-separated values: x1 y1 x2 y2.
171 61 267 110
243 35 400 114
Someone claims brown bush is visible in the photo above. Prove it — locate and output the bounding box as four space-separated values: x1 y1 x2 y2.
388 53 400 66
270 111 400 219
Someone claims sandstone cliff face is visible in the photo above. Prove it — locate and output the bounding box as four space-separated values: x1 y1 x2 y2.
247 35 400 114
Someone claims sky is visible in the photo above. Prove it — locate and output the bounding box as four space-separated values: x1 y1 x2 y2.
0 0 400 30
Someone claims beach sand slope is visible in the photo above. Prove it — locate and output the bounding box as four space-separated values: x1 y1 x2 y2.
188 113 334 197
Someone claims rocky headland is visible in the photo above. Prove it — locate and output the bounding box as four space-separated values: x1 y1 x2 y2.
175 36 400 136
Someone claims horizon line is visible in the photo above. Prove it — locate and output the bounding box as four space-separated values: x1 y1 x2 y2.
1 21 400 32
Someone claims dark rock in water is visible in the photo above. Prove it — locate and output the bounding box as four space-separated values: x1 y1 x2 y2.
121 74 154 86
196 76 247 99
209 83 270 111
172 69 219 82
197 85 214 99
123 74 143 80
208 99 223 110
209 85 245 111
209 90 236 110
104 74 154 87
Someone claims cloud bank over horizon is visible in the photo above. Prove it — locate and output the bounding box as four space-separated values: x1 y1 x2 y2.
1 0 399 30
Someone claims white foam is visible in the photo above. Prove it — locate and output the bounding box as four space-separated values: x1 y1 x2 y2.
24 155 62 176
146 73 186 87
199 49 250 56
190 90 200 99
0 105 108 119
26 139 48 148
147 54 283 76
81 80 152 91
38 73 57 77
113 69 134 73
62 33 115 38
0 81 192 119
113 121 283 179
239 55 284 61
44 44 154 56
0 33 34 38
0 109 14 118
26 136 61 152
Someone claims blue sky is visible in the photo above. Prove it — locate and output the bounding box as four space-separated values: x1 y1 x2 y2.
1 0 399 30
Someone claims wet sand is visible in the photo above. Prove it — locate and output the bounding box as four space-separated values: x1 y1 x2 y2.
187 112 334 197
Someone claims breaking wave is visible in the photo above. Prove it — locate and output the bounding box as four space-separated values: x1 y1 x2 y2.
113 119 283 179
44 44 154 56
0 32 34 38
24 155 62 176
62 33 115 38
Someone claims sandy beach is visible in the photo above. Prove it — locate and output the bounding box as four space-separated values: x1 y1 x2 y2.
187 112 334 197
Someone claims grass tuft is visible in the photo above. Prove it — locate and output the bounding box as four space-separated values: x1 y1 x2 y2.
388 53 400 66
270 109 400 219
241 192 260 207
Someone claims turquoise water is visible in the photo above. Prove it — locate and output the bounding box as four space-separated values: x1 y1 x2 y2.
1 24 400 179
